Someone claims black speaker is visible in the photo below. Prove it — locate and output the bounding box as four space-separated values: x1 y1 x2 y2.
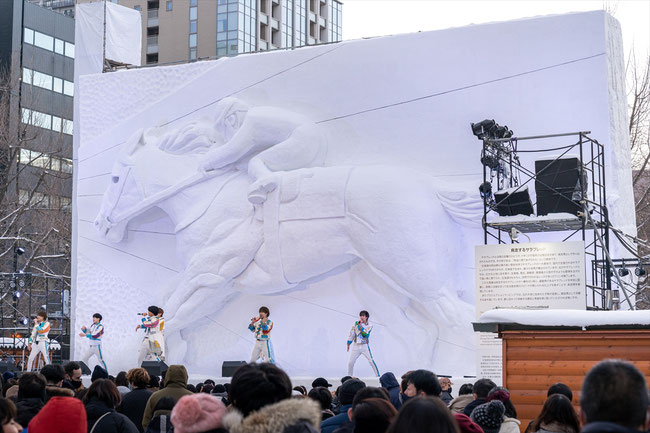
535 158 588 216
494 187 534 217
141 360 168 377
222 361 246 377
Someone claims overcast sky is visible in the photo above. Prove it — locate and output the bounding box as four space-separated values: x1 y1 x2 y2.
342 1 649 63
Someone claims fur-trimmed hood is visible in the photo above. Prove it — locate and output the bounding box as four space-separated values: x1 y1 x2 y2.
223 398 321 433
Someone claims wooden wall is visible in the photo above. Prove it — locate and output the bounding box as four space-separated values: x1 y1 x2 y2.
501 329 650 432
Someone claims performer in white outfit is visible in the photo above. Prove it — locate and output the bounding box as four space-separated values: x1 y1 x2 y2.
154 308 166 361
248 306 275 363
79 313 108 372
347 310 379 377
27 311 51 371
136 306 162 366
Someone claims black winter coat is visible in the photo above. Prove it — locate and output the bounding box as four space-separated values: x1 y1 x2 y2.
15 397 44 428
86 398 140 433
119 387 154 433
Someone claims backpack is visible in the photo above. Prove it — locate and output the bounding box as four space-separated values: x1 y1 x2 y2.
144 414 174 433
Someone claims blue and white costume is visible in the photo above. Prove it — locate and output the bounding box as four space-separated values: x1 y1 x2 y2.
27 320 51 371
81 322 108 372
347 320 379 376
248 318 275 363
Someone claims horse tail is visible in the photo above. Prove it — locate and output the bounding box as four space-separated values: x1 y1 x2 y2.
429 178 484 228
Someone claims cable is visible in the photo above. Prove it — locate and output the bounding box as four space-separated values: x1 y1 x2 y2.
80 45 345 163
315 52 605 124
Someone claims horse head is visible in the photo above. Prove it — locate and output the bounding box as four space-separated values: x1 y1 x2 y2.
95 128 147 243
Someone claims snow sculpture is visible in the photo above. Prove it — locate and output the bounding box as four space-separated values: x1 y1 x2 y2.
95 98 477 368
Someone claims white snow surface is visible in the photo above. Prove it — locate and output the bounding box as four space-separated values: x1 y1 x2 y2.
478 308 650 327
72 10 635 377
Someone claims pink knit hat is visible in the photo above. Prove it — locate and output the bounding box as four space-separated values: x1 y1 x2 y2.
171 393 227 433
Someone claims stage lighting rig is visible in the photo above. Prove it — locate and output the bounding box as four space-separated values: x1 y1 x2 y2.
472 119 522 214
618 263 629 277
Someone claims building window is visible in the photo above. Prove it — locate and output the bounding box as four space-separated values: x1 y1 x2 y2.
33 31 54 51
24 28 34 45
21 108 73 135
189 34 197 48
190 21 197 33
190 0 197 6
190 47 197 60
166 0 172 11
189 6 197 20
54 38 64 55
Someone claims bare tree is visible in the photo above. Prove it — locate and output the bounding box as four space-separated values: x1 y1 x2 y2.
0 54 72 280
627 49 650 309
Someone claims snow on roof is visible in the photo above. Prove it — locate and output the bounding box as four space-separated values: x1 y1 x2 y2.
477 308 650 327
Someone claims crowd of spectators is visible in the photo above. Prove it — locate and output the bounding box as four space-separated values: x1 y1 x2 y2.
0 358 646 433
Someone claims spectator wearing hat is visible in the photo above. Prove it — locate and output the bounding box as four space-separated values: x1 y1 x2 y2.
28 396 86 433
454 413 485 433
379 372 402 410
312 377 332 389
486 387 519 433
471 400 506 433
386 396 459 433
142 365 193 429
321 378 366 433
92 365 109 382
171 393 227 433
222 362 321 433
450 384 475 414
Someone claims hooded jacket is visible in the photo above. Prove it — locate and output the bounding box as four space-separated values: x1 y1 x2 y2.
449 394 474 414
141 365 193 429
85 398 140 433
223 398 321 433
379 372 402 410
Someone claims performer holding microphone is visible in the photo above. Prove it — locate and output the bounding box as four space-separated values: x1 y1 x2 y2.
79 313 108 372
27 310 50 371
248 306 275 363
136 306 162 365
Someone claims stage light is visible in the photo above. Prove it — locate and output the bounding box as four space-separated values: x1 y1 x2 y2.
20 317 28 326
479 182 492 199
471 119 496 140
618 265 629 277
635 264 647 284
480 153 499 170
13 291 21 299
634 265 646 277
15 247 25 256
494 125 513 139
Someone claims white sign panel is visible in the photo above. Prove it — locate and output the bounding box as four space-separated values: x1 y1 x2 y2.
474 241 586 383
